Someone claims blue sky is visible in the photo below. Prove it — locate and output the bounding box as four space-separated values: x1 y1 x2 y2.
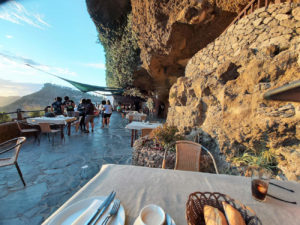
0 0 106 96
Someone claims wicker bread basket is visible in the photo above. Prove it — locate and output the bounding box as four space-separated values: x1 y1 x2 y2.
186 192 262 225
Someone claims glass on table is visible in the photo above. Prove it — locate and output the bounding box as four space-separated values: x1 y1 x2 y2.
250 167 271 202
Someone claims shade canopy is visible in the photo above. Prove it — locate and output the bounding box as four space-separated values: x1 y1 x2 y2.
57 76 123 94
25 63 123 95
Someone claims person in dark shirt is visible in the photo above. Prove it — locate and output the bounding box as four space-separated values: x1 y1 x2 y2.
84 99 95 133
51 97 63 116
63 96 75 117
100 100 106 128
77 99 86 131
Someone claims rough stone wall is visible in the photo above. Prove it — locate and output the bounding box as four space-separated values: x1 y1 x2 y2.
132 136 217 173
167 3 300 181
185 3 300 78
131 0 242 104
132 137 176 169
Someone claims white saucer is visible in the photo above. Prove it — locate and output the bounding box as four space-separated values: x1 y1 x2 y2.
133 215 176 225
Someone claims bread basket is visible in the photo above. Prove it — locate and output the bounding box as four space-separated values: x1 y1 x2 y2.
186 192 262 225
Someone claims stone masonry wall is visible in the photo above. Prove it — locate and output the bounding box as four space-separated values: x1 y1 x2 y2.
167 3 300 181
186 3 300 78
132 137 176 169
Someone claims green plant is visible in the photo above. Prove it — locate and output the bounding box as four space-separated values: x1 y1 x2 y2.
98 13 141 89
123 88 145 98
28 111 44 118
151 124 184 152
232 148 278 171
0 113 11 123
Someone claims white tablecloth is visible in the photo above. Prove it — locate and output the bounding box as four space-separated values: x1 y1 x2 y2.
124 110 138 114
26 116 76 125
125 121 162 130
42 164 300 225
125 113 147 121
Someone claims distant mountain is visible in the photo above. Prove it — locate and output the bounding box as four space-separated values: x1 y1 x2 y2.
0 83 104 113
0 96 21 107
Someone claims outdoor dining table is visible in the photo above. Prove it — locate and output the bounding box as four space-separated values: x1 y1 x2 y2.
125 112 147 121
125 121 162 147
26 116 77 138
42 164 300 225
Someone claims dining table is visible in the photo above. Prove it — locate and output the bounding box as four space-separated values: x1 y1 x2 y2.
125 112 147 122
42 164 300 225
26 116 77 138
125 121 162 147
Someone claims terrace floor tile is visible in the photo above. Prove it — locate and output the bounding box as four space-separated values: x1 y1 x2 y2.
0 112 132 224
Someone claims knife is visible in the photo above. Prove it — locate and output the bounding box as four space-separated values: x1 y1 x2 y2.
90 191 116 225
166 213 172 225
87 191 115 225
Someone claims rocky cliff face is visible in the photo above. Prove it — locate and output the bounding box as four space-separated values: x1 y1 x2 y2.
86 0 251 101
130 0 250 104
86 0 130 30
167 3 300 181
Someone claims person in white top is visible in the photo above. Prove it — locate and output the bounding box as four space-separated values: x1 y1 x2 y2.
99 100 106 128
103 100 113 127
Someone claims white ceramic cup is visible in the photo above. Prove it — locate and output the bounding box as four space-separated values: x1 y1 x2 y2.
138 204 165 225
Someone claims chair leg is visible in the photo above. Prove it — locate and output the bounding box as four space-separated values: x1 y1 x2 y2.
52 134 55 146
35 132 40 145
15 162 26 186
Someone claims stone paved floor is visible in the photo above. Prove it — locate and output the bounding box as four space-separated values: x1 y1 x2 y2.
0 112 132 225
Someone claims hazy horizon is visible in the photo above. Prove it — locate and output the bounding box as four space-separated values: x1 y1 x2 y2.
0 0 107 96
0 78 43 97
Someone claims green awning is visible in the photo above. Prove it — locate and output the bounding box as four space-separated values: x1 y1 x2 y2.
25 63 123 94
57 76 123 94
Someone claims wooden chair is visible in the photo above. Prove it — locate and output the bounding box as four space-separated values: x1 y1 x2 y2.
140 115 147 121
16 121 40 144
175 140 219 173
71 116 82 132
128 115 134 123
39 123 61 145
141 128 153 137
0 137 26 186
175 140 202 172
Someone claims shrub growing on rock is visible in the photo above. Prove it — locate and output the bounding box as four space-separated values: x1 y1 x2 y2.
151 124 184 152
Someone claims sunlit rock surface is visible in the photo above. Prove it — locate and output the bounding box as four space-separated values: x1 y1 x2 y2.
131 0 244 104
167 3 300 181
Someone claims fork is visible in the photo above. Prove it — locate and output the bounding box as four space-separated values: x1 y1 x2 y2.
100 199 121 225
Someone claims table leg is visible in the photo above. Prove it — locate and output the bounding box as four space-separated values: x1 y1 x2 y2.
131 130 134 147
135 130 138 140
67 122 71 136
60 125 64 140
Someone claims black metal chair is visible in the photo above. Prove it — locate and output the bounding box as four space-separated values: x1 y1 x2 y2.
0 137 27 186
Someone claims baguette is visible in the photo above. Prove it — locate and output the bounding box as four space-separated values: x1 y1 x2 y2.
222 202 246 225
204 205 228 225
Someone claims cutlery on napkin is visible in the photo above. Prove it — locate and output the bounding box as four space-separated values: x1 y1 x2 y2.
88 191 116 225
71 200 102 225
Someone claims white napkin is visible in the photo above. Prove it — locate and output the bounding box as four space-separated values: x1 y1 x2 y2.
72 199 102 225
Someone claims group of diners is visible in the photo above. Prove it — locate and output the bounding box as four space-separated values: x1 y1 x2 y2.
45 96 113 133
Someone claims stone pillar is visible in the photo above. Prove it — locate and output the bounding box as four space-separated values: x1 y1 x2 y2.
16 109 23 120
